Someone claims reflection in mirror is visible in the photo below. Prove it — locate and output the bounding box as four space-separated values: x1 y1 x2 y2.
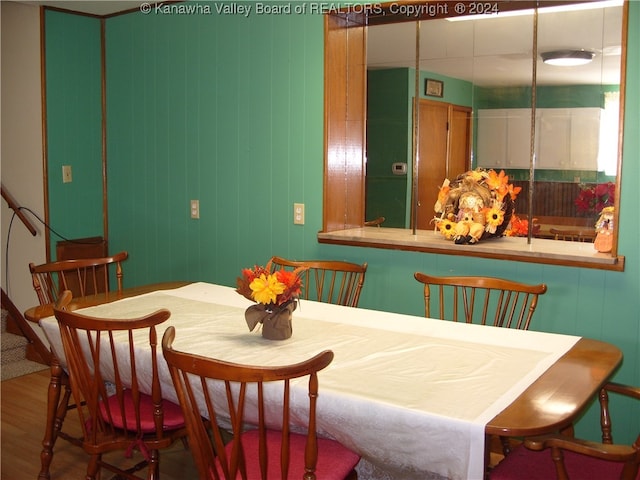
527 1 621 242
364 1 622 246
365 21 417 228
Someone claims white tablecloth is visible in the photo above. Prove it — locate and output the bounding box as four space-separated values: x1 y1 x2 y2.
40 282 579 480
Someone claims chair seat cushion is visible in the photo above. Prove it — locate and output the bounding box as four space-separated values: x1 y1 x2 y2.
100 389 185 433
491 444 640 480
215 429 360 479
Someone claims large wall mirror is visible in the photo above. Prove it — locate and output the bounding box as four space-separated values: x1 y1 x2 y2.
321 0 627 270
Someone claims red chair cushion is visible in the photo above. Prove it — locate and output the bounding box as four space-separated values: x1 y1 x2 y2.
214 429 360 479
100 389 185 433
491 443 640 480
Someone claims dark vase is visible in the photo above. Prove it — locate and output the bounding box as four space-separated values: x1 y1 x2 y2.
245 301 296 340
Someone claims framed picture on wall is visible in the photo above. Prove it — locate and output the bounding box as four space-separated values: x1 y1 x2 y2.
425 78 444 97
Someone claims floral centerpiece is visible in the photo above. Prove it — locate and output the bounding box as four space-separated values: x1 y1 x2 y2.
575 182 615 215
236 260 306 340
433 168 521 244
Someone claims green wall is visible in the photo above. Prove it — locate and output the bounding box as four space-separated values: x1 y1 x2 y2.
44 2 639 445
476 84 618 109
105 9 323 284
44 10 103 254
365 69 412 227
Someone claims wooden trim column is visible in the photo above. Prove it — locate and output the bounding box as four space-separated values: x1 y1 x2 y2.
323 13 366 232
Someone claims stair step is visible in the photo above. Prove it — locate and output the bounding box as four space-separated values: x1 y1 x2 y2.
2 308 29 365
2 330 29 364
1 307 48 380
2 330 27 348
1 354 48 381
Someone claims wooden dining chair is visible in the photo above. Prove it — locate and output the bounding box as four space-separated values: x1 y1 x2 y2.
269 256 368 307
29 250 128 305
491 381 640 480
53 291 188 480
29 251 129 479
162 326 361 480
413 272 548 330
364 216 385 227
550 228 596 243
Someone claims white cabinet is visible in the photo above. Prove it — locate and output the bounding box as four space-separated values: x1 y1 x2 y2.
476 110 507 168
506 109 533 168
537 108 601 170
477 107 602 170
536 108 571 169
477 109 531 169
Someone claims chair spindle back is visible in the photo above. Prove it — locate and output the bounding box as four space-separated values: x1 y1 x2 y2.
414 273 547 330
269 256 367 307
30 251 128 305
163 326 359 480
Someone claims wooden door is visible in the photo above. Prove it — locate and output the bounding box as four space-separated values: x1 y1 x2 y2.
449 105 472 177
415 100 471 230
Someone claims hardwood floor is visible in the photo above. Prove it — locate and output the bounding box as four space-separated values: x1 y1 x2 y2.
1 369 199 479
2 369 510 479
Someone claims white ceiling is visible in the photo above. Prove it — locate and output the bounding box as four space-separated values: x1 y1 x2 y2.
22 1 623 87
367 2 623 86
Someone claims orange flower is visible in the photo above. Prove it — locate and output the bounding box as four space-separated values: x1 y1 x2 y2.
486 170 510 201
507 183 522 201
274 269 303 302
506 214 528 237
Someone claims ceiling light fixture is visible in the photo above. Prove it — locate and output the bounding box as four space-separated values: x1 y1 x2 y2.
541 50 595 66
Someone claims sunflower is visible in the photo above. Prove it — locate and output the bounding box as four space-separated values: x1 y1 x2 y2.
437 218 457 239
485 205 505 234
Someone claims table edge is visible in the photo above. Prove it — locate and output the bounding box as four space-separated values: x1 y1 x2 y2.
24 281 191 322
486 337 623 436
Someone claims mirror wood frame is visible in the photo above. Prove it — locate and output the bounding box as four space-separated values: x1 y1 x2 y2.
320 0 627 271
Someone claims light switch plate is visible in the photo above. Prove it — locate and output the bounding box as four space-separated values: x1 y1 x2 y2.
62 165 72 183
190 199 200 219
293 203 305 225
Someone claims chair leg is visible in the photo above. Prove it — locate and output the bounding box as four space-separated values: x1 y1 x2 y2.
147 449 160 480
39 361 64 480
53 378 83 446
86 454 101 480
500 435 512 456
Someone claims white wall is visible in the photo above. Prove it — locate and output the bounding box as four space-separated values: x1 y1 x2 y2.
1 1 47 315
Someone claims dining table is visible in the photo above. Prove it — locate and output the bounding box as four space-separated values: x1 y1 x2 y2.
33 282 622 480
